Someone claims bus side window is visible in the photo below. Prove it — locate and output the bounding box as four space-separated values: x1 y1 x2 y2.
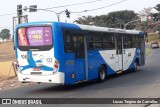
89 43 94 50
123 34 133 48
103 33 115 50
132 35 140 48
77 36 84 58
64 31 73 53
88 32 103 50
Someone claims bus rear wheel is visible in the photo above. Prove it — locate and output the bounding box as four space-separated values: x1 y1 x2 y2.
97 65 106 83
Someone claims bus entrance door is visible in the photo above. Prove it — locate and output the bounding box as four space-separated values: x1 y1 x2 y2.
74 35 86 81
115 35 123 73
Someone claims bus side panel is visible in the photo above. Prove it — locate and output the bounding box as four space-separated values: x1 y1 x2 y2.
63 53 76 84
52 23 70 84
14 27 18 59
53 23 76 84
99 50 117 75
88 51 116 80
88 51 101 80
136 48 142 66
127 48 142 69
123 48 136 70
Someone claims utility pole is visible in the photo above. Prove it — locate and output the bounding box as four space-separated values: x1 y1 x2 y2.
124 19 141 29
110 15 124 29
38 8 70 22
113 16 124 29
57 9 70 22
124 16 148 29
57 11 65 22
17 4 22 24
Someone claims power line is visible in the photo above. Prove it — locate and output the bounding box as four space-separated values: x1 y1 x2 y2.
0 25 13 29
29 0 127 17
0 0 103 17
44 0 103 10
0 0 125 17
0 13 16 16
0 0 127 22
0 27 13 30
71 0 127 13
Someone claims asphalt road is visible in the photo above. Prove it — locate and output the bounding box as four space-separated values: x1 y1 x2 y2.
0 47 160 107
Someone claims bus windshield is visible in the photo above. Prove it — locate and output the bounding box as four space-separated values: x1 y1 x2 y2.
18 26 52 46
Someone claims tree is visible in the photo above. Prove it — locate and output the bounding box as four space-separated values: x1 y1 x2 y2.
154 4 160 12
105 10 138 29
0 29 11 40
75 15 94 25
138 7 153 16
75 10 138 29
135 5 160 32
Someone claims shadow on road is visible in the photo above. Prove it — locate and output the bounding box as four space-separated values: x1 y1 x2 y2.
27 70 142 94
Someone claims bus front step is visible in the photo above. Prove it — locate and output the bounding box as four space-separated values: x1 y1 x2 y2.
116 70 123 74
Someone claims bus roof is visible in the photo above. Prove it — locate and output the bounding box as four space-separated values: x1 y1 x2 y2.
16 21 144 35
60 22 144 35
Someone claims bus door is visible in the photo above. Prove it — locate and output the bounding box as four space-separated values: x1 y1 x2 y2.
115 35 123 72
73 35 86 81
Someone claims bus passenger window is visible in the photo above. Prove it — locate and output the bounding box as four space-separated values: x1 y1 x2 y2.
65 43 73 52
89 43 94 50
64 31 73 53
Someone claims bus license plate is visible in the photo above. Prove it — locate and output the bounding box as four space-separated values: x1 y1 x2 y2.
31 72 42 75
33 68 40 71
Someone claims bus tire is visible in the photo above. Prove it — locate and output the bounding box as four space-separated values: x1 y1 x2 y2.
97 65 106 83
133 61 138 72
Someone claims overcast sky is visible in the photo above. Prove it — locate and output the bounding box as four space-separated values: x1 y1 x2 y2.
0 0 159 34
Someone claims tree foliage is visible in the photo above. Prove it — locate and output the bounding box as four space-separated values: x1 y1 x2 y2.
154 4 160 12
138 7 153 16
0 29 11 40
75 15 94 25
75 10 138 29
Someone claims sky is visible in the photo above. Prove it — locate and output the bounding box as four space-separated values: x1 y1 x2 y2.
0 0 159 35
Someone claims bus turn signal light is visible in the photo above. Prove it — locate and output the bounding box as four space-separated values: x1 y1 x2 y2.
54 60 59 68
72 74 75 78
53 59 59 74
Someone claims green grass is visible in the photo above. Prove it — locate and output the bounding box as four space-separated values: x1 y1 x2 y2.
148 34 158 42
146 48 151 56
147 33 160 44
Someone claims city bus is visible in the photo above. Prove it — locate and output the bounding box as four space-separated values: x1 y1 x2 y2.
14 21 145 85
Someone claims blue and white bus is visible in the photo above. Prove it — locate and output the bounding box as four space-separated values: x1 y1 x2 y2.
14 21 145 85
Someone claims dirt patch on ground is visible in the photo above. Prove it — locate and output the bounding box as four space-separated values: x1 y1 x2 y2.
0 61 17 77
0 41 16 77
0 41 15 62
0 41 36 90
0 76 36 90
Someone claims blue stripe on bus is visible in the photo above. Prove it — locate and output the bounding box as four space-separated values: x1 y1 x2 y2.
20 51 53 71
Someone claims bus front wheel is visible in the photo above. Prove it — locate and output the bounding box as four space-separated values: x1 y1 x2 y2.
133 62 138 72
97 65 106 83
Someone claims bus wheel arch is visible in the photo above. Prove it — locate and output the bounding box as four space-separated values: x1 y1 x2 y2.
97 64 107 83
134 58 139 71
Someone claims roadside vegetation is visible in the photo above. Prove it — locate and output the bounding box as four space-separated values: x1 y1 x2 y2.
145 33 160 56
146 48 151 56
147 33 160 43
